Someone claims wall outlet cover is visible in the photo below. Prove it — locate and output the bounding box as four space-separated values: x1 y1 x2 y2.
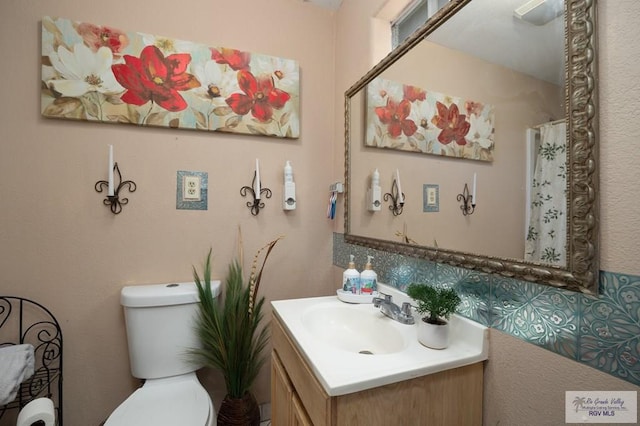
177 171 208 210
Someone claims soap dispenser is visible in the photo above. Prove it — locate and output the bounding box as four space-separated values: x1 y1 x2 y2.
342 255 360 294
359 256 378 294
367 169 382 212
282 160 296 210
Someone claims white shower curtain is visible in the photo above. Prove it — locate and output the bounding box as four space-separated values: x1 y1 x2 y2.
524 121 567 266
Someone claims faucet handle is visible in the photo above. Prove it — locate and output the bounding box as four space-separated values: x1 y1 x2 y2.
401 302 413 316
380 292 393 303
400 302 416 324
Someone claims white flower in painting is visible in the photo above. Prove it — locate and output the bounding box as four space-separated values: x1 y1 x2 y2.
47 43 124 96
251 56 299 95
410 99 435 132
367 77 403 108
140 33 193 55
466 114 494 149
281 103 300 138
192 60 240 103
366 120 387 147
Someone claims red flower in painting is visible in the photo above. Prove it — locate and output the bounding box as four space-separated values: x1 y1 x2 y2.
403 84 426 102
211 48 251 71
465 100 484 116
111 45 201 112
225 70 290 122
431 101 470 145
76 23 129 55
374 99 418 138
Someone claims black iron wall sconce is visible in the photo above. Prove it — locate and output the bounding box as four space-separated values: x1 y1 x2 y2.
95 162 137 214
240 160 271 215
457 183 476 216
384 178 405 216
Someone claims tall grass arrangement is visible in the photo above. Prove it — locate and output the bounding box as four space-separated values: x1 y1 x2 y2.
191 234 283 399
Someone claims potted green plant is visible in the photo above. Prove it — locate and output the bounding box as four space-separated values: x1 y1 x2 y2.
406 283 461 349
191 234 282 426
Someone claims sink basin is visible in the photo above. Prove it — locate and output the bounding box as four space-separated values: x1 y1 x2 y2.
301 304 407 354
272 283 489 396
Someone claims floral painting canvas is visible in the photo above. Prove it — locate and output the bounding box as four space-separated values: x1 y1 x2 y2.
365 77 495 161
41 17 300 138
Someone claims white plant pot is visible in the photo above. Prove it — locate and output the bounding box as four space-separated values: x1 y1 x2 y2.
417 318 450 349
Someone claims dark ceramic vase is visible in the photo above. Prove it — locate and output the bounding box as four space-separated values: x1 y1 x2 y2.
217 391 260 426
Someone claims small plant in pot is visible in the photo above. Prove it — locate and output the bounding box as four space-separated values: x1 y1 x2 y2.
406 283 461 349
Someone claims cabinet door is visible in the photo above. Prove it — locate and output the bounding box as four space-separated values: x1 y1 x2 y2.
291 392 313 426
272 352 293 426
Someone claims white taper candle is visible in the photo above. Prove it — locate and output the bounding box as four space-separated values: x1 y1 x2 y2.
108 145 114 197
472 173 477 205
396 169 404 203
255 159 261 200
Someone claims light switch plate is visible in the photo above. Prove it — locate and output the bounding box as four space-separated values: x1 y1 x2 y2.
423 184 439 212
177 171 208 210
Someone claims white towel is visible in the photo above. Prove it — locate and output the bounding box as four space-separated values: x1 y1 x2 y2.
0 344 35 405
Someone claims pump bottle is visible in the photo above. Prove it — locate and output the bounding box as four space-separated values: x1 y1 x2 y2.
359 255 377 294
342 254 360 294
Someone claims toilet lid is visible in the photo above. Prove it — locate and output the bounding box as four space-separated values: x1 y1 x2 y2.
106 378 211 426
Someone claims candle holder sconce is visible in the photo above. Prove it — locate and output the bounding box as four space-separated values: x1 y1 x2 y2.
240 171 272 216
457 183 475 216
95 163 137 214
383 179 405 216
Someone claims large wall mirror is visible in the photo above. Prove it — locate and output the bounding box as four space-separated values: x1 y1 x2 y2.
344 0 599 293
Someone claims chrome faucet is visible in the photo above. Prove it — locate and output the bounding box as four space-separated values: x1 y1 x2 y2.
372 293 415 325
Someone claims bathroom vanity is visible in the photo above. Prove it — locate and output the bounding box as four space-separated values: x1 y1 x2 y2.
271 292 488 425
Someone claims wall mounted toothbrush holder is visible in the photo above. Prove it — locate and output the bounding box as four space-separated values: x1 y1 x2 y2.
240 171 272 216
95 163 137 214
383 179 405 216
457 183 475 216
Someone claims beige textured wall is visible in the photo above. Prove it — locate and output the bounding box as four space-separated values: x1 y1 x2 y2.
598 0 640 275
484 329 639 426
0 0 336 424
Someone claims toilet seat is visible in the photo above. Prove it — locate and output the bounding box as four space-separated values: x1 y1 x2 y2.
105 374 213 426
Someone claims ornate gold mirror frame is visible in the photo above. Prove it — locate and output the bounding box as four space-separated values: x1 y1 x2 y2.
344 0 599 293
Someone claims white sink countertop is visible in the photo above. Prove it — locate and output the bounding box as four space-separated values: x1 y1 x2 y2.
271 283 489 396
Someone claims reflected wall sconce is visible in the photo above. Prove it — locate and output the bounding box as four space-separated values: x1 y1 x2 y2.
95 145 136 214
457 173 477 216
384 169 405 216
240 159 271 215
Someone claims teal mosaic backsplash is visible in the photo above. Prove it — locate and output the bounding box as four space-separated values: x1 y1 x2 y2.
333 233 640 386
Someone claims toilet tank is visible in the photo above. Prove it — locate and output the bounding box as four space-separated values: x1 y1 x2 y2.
120 281 221 379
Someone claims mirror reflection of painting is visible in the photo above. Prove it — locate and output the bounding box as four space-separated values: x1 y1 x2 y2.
365 76 495 161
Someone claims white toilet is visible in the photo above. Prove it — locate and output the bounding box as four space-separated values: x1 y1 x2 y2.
105 280 221 426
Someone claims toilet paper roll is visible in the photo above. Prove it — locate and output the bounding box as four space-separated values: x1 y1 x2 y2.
16 397 55 426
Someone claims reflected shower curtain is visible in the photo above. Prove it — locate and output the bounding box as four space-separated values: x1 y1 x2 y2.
524 121 567 266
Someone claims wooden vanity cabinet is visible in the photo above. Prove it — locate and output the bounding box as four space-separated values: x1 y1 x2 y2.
271 313 484 426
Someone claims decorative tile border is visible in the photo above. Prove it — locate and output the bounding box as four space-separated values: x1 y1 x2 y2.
333 233 640 387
